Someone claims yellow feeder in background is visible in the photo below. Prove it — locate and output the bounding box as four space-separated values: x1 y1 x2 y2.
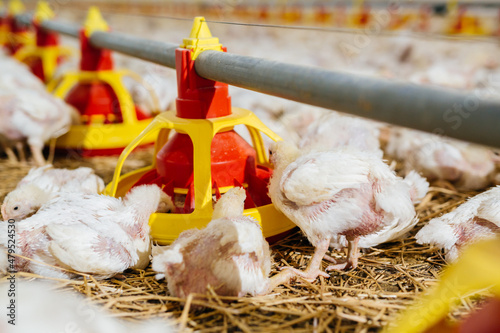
348 0 371 28
14 1 73 83
5 0 34 54
446 1 487 36
50 7 159 156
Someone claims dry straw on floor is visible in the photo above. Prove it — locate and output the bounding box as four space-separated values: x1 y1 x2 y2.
0 150 488 332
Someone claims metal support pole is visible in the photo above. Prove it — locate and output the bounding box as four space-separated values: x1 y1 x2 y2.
40 19 79 38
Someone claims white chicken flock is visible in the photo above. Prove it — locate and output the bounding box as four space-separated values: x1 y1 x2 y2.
0 52 79 166
1 7 500 329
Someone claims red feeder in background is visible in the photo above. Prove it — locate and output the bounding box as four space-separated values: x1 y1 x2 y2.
2 0 34 55
50 7 160 157
14 1 72 83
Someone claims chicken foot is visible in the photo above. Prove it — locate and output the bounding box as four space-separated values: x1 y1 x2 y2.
267 238 331 292
1 143 17 163
326 237 360 270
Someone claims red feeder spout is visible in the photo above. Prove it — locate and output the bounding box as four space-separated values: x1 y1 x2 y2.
175 47 231 119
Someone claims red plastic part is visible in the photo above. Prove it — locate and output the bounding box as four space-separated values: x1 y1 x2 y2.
64 28 117 122
28 58 45 81
16 22 62 82
156 131 256 189
175 48 231 119
34 21 58 47
66 82 123 123
79 29 113 71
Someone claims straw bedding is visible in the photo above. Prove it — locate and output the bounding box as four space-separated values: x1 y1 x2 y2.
0 150 487 332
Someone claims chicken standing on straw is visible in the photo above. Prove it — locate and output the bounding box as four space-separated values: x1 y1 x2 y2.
0 185 173 279
0 86 79 166
267 141 428 286
152 187 272 298
1 164 105 221
416 186 500 262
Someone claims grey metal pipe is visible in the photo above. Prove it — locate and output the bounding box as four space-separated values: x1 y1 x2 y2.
196 50 500 148
40 20 79 37
90 31 177 68
12 13 32 28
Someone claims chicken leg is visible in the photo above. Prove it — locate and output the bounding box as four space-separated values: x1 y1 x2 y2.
267 238 331 292
1 143 18 163
47 138 57 164
326 237 360 271
30 145 46 166
16 142 27 165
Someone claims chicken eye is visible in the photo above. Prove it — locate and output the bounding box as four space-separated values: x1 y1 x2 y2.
269 150 273 156
13 207 19 211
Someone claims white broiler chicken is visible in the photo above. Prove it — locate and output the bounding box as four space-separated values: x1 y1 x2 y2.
0 185 173 279
0 86 79 166
152 187 272 298
0 280 178 333
408 64 472 90
0 57 47 91
415 186 500 262
1 164 105 221
299 112 384 157
268 141 428 285
386 127 499 190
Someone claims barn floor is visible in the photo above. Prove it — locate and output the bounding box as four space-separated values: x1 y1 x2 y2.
0 150 487 332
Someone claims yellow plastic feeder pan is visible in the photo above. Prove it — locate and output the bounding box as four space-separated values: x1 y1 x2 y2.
50 69 159 156
105 107 296 245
